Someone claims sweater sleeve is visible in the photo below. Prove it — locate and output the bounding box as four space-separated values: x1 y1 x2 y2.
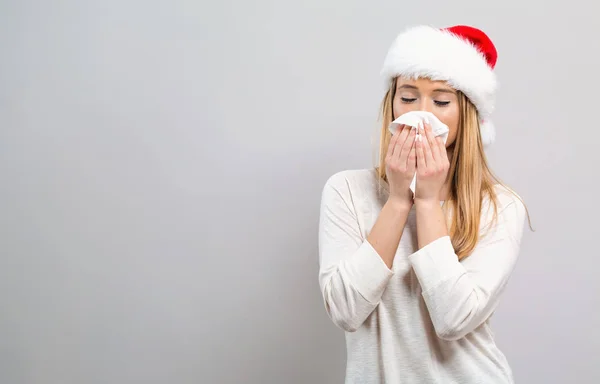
408 193 527 341
318 172 394 332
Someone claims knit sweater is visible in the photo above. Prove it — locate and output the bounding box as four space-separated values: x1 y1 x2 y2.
317 168 526 384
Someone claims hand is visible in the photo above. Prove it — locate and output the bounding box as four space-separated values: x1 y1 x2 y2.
414 121 449 203
385 124 417 206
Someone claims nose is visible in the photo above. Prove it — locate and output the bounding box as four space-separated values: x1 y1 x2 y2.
418 98 433 113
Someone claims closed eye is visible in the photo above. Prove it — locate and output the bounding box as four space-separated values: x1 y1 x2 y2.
401 97 450 107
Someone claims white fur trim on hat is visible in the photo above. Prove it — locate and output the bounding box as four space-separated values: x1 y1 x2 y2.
381 25 497 146
479 120 495 146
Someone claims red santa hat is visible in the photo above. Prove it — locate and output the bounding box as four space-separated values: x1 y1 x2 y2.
380 25 498 146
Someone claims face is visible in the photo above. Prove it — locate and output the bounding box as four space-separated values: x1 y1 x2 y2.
392 77 460 147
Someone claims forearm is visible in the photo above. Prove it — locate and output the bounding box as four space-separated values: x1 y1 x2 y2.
366 198 412 269
408 199 525 340
415 199 448 249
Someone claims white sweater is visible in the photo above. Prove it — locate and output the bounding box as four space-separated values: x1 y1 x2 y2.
318 168 526 384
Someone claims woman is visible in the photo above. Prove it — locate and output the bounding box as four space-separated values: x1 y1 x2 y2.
318 25 530 383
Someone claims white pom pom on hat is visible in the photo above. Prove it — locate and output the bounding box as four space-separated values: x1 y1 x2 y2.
380 25 499 146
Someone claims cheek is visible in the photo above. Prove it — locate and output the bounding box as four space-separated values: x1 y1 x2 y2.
392 100 402 119
437 108 459 145
392 97 416 119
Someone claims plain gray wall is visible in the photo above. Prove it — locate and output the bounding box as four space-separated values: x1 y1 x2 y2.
1 1 598 383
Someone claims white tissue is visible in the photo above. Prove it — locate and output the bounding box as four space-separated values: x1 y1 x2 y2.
388 111 449 194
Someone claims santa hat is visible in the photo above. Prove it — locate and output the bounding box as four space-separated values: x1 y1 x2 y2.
380 25 498 146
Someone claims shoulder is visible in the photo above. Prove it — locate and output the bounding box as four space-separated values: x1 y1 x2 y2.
481 184 528 243
322 168 382 195
490 184 526 215
320 168 385 210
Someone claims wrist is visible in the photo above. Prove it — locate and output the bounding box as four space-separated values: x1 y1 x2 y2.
413 198 441 209
386 196 413 212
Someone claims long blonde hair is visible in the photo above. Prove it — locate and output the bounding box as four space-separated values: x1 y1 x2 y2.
375 78 532 260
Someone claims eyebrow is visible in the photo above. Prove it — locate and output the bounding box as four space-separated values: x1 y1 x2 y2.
397 84 456 94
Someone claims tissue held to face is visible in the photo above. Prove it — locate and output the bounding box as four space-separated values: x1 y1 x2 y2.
392 77 459 147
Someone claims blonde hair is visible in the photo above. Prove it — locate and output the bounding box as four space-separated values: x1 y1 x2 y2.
375 78 532 260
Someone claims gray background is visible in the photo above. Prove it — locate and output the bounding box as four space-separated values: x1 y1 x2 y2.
1 1 598 383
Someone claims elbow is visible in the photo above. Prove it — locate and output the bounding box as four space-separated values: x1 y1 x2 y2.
435 326 469 341
433 312 481 341
430 293 486 341
335 319 359 333
329 310 362 333
321 280 369 333
432 311 477 341
324 300 363 332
